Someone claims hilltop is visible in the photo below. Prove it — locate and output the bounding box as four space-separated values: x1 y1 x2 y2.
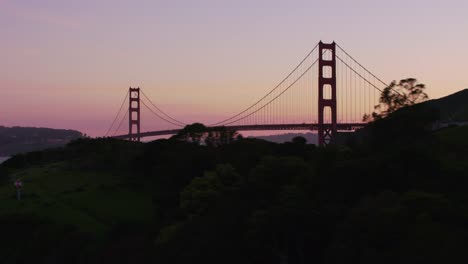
0 126 83 156
349 88 468 147
422 88 468 122
254 89 468 145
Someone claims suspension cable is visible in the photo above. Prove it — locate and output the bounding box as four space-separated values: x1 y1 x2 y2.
336 55 383 93
221 57 320 126
105 91 129 137
336 43 406 101
336 43 389 87
140 89 186 126
112 109 129 136
210 43 320 126
140 98 185 127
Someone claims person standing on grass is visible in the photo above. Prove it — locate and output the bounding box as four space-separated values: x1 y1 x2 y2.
14 179 22 201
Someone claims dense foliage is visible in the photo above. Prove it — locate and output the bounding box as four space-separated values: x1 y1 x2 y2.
1 92 468 263
363 78 429 121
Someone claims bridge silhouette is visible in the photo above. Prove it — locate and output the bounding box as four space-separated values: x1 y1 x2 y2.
106 41 388 146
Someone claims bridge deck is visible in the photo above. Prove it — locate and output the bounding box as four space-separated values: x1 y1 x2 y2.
113 123 366 139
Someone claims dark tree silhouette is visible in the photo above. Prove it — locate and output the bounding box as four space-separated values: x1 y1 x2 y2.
173 123 208 145
173 124 239 146
364 78 429 121
292 136 307 145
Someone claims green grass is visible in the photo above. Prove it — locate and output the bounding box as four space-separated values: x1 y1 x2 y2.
0 162 155 236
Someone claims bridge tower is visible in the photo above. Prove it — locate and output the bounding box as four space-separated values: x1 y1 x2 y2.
128 87 141 142
318 41 337 146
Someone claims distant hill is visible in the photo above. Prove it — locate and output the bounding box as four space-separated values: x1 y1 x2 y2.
0 126 83 156
252 132 318 144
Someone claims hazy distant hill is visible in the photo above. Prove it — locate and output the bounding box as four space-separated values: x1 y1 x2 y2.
0 126 83 156
252 132 318 144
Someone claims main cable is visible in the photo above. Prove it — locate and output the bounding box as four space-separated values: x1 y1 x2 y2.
210 43 319 126
140 89 186 126
221 57 320 126
105 91 129 137
112 109 129 137
336 43 388 87
140 98 185 127
336 55 383 93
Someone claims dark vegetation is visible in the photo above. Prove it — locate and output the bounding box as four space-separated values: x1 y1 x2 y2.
1 89 468 263
421 88 468 122
0 126 83 156
363 78 429 121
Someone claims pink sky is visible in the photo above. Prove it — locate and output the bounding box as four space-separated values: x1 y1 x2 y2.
2 0 468 136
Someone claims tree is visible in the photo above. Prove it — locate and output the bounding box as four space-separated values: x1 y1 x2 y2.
364 78 429 121
292 136 307 145
180 164 241 218
327 191 468 264
205 126 239 147
180 171 222 217
173 124 239 146
173 123 208 145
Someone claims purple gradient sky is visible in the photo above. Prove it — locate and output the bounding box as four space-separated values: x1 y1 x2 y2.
2 0 468 136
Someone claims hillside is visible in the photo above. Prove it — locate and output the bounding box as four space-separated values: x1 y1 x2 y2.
254 89 468 145
0 126 83 156
422 88 468 122
350 88 468 147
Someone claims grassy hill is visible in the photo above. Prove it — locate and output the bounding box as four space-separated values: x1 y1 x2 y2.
0 163 155 235
0 160 156 262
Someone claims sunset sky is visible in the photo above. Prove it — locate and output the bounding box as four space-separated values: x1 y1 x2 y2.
2 0 468 136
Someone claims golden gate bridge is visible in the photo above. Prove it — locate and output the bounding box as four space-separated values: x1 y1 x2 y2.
105 41 388 146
